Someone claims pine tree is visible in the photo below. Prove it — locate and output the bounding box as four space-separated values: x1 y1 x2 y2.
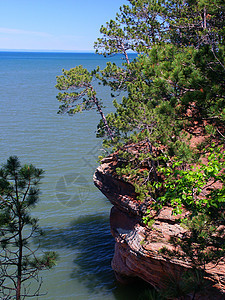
0 156 57 300
56 0 225 271
56 65 114 141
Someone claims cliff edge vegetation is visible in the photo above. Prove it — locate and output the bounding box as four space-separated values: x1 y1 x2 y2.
56 0 225 298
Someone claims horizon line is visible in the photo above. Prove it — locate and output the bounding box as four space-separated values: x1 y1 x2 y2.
0 49 136 54
0 49 96 53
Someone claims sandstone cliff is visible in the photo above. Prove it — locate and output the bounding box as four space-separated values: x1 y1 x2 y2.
93 155 225 299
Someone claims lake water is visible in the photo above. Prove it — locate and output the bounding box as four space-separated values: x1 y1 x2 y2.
0 52 148 299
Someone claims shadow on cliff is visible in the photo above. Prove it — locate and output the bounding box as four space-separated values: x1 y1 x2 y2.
38 213 151 299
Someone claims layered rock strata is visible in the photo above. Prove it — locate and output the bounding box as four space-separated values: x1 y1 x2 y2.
93 155 225 299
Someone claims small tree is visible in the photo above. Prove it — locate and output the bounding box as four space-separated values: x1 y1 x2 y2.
0 156 57 300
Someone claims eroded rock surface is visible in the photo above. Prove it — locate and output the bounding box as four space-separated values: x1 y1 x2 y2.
93 157 225 299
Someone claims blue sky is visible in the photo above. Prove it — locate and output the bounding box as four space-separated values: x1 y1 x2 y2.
0 0 127 51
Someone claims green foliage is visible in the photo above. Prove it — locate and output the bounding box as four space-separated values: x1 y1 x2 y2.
158 145 225 216
56 65 94 115
57 0 225 148
138 269 211 299
94 0 225 275
155 145 225 268
0 156 57 300
56 66 114 140
94 0 168 57
174 214 225 267
143 218 155 228
160 269 210 299
143 209 155 227
114 139 163 204
56 0 225 276
93 0 225 146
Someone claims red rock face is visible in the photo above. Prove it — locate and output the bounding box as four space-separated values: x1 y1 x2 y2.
93 159 225 299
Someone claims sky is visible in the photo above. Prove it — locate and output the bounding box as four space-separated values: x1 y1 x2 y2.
0 0 127 52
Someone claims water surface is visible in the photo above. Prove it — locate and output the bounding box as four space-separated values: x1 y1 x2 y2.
0 52 147 299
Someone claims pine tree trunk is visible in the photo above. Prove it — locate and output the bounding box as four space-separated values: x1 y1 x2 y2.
91 87 114 141
16 212 23 300
121 43 130 64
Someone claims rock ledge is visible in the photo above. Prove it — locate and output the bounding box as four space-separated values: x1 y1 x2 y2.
93 158 225 299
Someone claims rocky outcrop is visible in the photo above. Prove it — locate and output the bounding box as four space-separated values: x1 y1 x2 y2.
93 155 225 299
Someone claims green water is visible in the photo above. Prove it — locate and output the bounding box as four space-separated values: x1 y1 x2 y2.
0 52 148 299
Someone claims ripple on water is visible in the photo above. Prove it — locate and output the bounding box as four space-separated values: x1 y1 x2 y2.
0 52 149 300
